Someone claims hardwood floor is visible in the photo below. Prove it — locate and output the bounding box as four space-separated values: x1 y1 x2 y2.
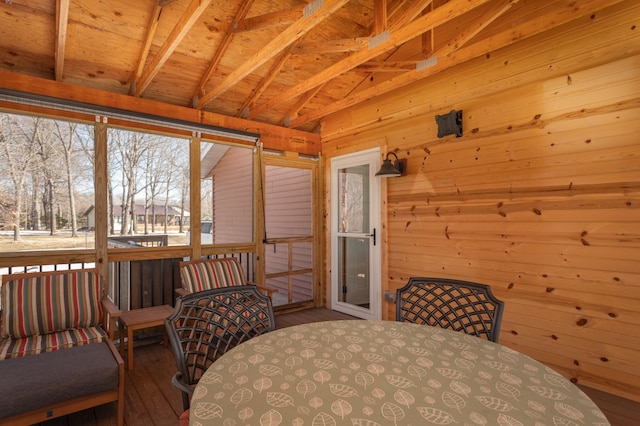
38 308 639 426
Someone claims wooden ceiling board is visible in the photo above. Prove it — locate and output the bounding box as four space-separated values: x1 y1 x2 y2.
0 0 625 135
61 57 132 93
63 1 153 92
70 0 150 38
64 26 140 77
170 2 237 61
140 61 205 106
0 2 55 78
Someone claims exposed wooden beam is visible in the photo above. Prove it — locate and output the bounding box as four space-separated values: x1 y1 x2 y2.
374 0 388 35
234 5 306 33
240 49 292 118
388 0 432 32
133 0 212 97
130 3 163 92
0 70 320 154
355 60 417 72
195 0 350 109
191 0 255 104
282 83 326 127
289 0 622 128
346 0 432 110
386 0 406 22
438 0 518 57
54 0 70 81
248 0 491 119
292 38 369 55
422 2 435 57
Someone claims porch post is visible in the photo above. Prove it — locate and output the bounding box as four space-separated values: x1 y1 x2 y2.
95 118 109 283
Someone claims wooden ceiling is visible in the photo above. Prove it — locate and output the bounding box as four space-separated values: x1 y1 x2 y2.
0 0 625 133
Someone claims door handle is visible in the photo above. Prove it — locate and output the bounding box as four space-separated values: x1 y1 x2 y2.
367 228 376 246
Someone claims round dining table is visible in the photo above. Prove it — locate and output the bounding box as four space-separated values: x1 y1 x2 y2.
189 320 610 425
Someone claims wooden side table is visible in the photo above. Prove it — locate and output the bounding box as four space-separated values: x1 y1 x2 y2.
119 304 174 370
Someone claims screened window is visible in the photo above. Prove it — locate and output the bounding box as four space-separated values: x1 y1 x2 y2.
0 112 95 252
199 141 253 244
107 127 189 247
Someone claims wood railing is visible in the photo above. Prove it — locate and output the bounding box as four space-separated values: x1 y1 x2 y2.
108 235 169 248
0 248 256 311
264 236 314 305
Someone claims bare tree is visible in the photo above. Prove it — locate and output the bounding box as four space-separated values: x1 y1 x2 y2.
75 125 99 231
0 183 15 231
33 117 65 236
179 166 189 233
158 137 181 233
111 129 149 235
0 114 39 241
28 171 42 231
143 137 167 234
54 121 80 237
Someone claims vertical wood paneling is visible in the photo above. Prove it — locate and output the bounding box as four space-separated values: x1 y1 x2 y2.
322 1 640 402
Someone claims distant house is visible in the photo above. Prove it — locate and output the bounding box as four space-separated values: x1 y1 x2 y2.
83 204 189 233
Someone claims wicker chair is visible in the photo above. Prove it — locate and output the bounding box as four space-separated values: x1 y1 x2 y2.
396 277 504 343
165 285 276 411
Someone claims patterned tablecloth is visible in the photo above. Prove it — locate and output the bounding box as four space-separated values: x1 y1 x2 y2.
190 320 609 425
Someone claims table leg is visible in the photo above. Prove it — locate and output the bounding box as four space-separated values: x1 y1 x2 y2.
127 326 134 370
119 322 125 359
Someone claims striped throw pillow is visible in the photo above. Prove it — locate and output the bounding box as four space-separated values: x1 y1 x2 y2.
180 258 246 293
1 270 103 340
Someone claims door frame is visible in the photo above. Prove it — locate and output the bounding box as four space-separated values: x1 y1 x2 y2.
329 148 382 320
260 151 321 310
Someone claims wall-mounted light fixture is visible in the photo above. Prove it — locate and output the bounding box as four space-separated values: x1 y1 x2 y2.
375 152 406 177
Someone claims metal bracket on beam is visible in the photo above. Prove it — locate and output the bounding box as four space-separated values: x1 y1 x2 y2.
304 0 323 18
417 55 438 72
369 30 390 50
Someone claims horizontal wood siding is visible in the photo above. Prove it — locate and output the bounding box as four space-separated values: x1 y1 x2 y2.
265 166 313 238
211 146 254 243
265 166 314 303
321 1 640 401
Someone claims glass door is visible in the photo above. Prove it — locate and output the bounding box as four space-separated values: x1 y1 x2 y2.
330 149 381 320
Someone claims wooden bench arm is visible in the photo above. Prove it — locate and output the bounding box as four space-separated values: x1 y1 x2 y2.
105 338 125 426
102 297 122 341
175 288 189 297
248 281 278 298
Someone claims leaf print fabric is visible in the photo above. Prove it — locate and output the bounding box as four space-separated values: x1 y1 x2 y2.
189 320 610 425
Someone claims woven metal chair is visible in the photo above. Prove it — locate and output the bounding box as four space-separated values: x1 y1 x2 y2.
396 277 504 342
165 285 275 410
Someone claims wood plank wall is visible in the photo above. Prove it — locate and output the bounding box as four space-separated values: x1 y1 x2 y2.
321 1 640 402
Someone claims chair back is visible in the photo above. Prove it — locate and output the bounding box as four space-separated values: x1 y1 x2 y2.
1 269 103 340
165 285 275 410
179 257 248 294
396 277 504 342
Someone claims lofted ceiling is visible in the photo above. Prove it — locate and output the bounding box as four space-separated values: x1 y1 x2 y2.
0 0 624 133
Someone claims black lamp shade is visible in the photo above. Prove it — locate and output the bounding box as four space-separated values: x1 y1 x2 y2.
375 152 405 177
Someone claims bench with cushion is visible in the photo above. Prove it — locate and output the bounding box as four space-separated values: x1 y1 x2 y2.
0 268 124 425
